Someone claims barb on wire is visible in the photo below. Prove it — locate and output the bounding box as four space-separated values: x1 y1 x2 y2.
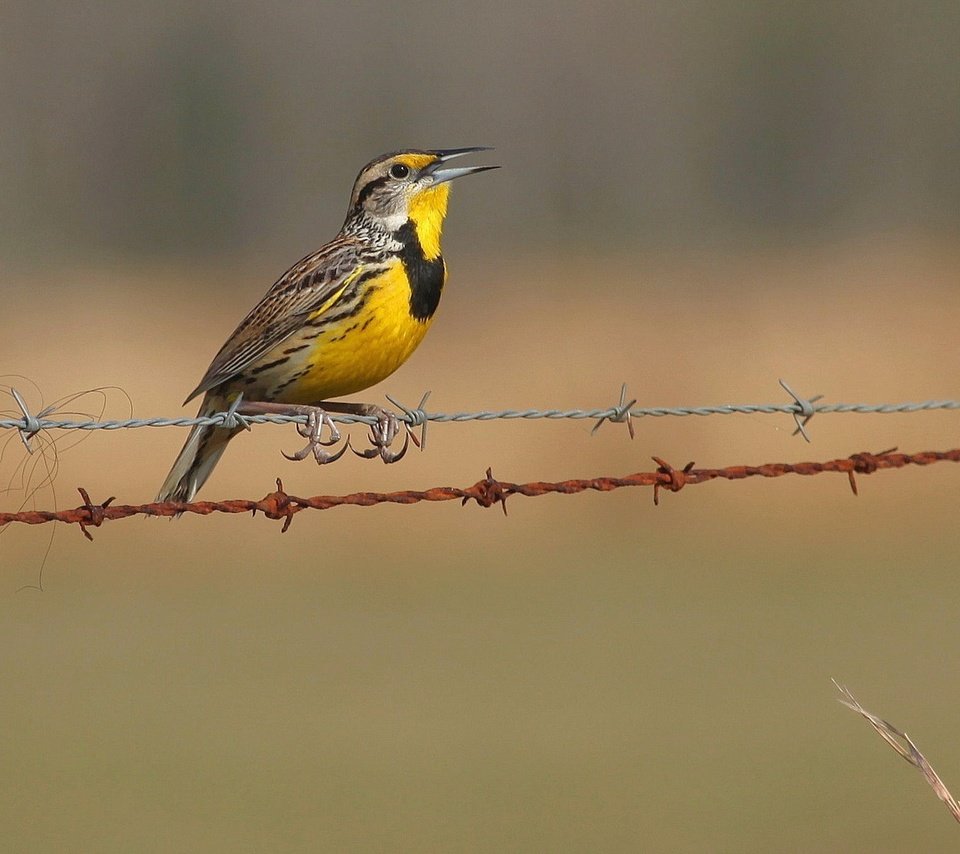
1 447 957 536
778 378 822 442
2 381 960 440
385 390 431 449
220 393 252 432
592 383 637 439
835 680 960 824
10 387 48 453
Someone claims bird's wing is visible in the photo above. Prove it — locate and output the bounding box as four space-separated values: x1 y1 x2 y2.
185 236 375 402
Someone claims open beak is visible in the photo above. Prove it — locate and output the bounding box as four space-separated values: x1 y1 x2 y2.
422 147 499 185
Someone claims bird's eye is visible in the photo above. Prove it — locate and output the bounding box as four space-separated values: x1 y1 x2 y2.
389 163 410 179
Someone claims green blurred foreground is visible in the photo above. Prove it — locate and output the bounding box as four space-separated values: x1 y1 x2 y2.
3 485 960 851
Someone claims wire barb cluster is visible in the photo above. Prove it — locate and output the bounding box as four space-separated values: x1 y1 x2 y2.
3 380 960 446
1 447 957 536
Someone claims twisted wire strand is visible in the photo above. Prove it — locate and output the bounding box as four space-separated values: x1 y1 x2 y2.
2 448 958 535
2 397 959 433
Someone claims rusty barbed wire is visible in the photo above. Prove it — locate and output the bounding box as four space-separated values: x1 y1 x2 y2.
1 448 957 537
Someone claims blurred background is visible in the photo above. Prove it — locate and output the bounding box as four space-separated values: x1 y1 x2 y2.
2 2 960 851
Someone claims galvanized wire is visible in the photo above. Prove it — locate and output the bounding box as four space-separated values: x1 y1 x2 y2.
3 381 959 447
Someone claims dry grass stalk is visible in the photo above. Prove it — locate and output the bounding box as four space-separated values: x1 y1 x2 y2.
834 680 960 824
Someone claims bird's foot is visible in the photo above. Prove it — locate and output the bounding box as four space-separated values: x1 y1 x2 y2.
349 405 416 463
282 407 349 464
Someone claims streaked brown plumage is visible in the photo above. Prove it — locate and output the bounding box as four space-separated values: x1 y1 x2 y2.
158 148 497 502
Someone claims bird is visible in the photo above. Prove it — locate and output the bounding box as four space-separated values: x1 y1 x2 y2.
157 147 498 503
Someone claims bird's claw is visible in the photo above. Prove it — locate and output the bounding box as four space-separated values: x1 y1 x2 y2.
350 409 412 463
282 409 348 464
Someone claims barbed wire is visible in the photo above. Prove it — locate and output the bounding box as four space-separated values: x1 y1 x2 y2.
3 381 960 452
1 448 957 536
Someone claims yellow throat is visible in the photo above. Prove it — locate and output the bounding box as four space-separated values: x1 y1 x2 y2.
395 153 451 259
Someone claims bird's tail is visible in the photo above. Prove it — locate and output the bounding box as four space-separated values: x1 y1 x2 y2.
156 395 241 503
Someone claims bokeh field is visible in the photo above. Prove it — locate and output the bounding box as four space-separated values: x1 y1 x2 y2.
3 238 959 851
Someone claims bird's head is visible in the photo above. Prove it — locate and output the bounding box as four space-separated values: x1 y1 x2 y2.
346 147 497 257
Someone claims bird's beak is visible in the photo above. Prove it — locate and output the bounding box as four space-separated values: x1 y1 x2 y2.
422 147 500 185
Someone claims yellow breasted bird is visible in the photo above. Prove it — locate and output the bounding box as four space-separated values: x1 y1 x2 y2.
157 148 497 502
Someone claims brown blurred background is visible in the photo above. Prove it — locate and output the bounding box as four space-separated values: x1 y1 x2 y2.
2 2 960 851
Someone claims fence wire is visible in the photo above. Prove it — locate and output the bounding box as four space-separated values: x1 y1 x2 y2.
1 448 957 536
3 381 960 449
